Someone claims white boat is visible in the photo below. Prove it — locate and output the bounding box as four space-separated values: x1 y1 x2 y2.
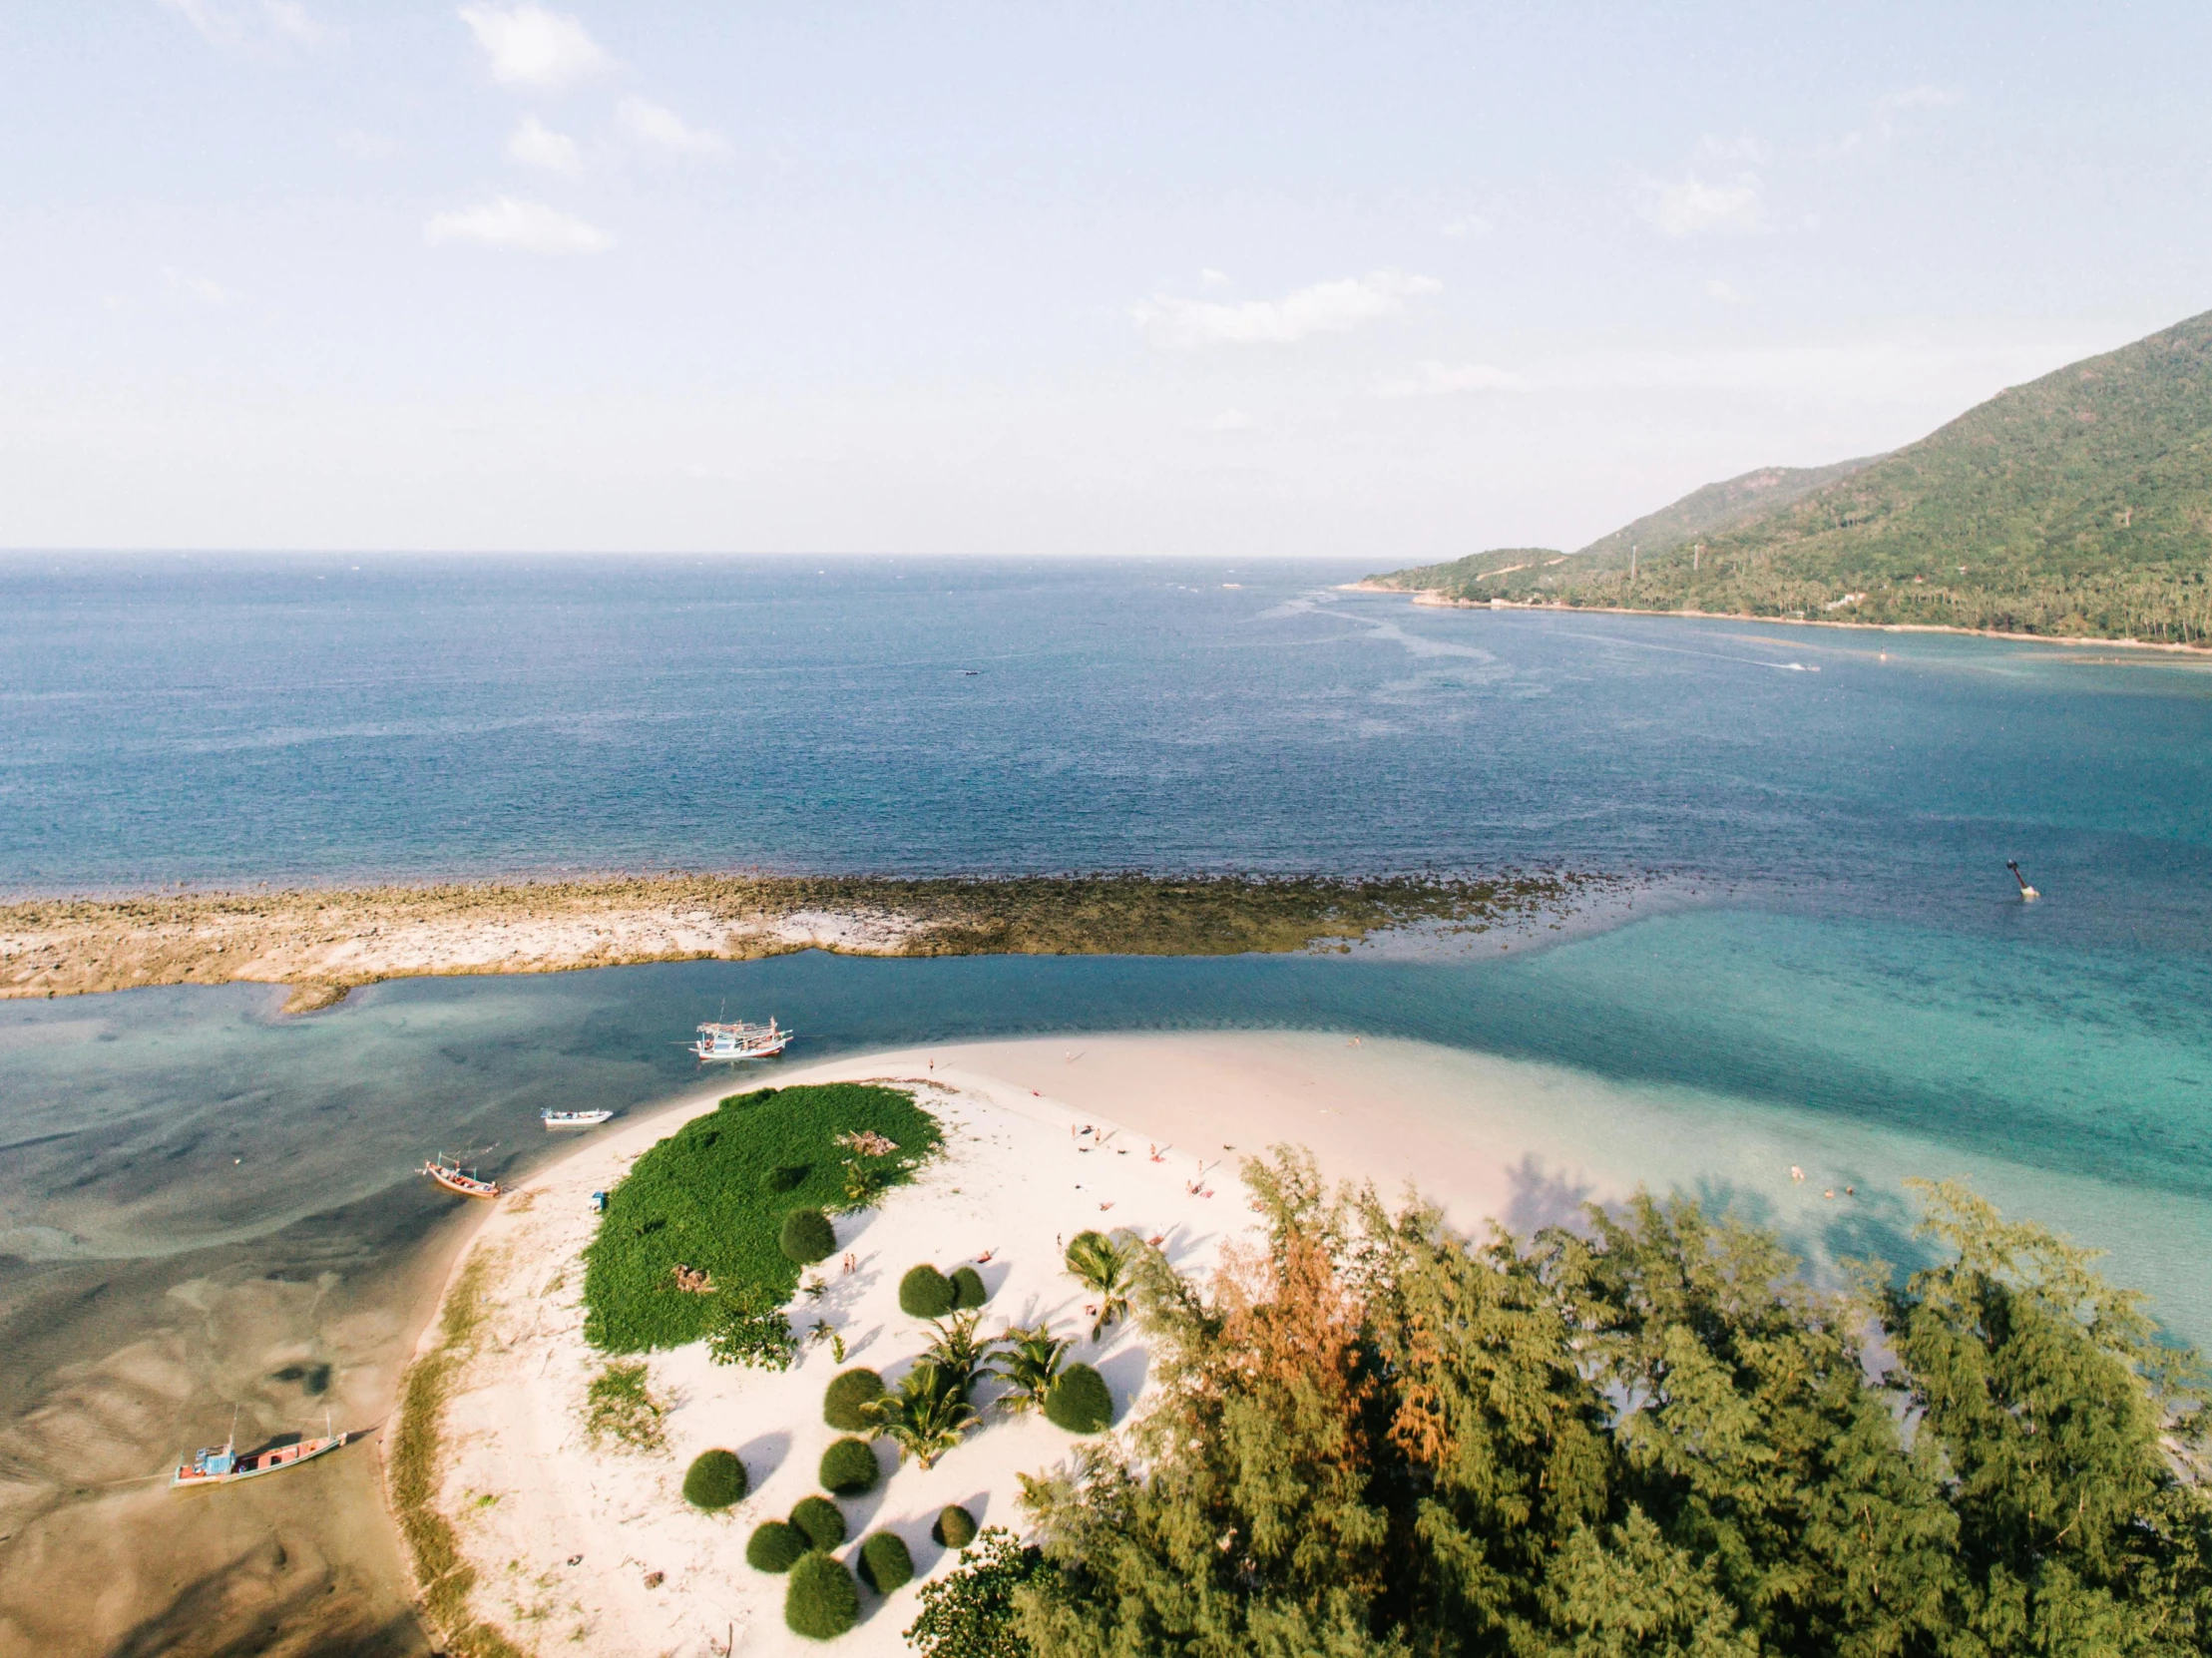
542 1109 615 1129
691 1017 792 1061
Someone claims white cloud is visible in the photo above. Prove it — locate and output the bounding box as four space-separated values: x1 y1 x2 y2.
1695 132 1766 164
1198 267 1233 288
424 196 611 253
1634 172 1761 236
162 265 227 304
507 115 580 173
1371 361 1523 399
1439 215 1494 240
1704 277 1744 303
159 0 328 50
458 3 608 89
1204 409 1252 430
1133 270 1442 347
617 98 732 161
1822 85 1963 158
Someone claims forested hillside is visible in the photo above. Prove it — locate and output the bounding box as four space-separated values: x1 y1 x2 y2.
1368 309 2212 645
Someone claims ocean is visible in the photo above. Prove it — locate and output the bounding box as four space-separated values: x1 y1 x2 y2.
1 554 2208 1654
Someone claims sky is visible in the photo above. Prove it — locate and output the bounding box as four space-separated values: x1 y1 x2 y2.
2 2 2208 559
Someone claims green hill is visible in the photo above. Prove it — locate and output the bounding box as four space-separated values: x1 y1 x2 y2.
1366 308 2212 645
1572 457 1882 570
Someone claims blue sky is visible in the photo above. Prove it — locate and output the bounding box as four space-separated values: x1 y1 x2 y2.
3 2 2207 556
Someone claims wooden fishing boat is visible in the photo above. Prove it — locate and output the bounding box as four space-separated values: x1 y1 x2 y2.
173 1415 347 1489
690 1016 792 1061
423 1157 501 1198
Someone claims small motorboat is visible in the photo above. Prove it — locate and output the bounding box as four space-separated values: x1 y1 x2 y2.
690 1017 792 1061
423 1157 501 1199
174 1413 347 1489
541 1109 615 1130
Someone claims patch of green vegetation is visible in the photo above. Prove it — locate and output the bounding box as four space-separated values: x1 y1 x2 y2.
859 1530 916 1594
1367 309 2212 645
819 1436 881 1495
583 1360 666 1452
583 1083 942 1353
933 1504 979 1550
1042 1362 1113 1434
780 1207 836 1264
789 1494 848 1551
747 1520 808 1573
681 1449 747 1509
1011 1149 2212 1657
386 1249 530 1658
823 1367 886 1431
905 1528 1043 1658
786 1550 861 1639
899 1264 955 1319
950 1265 988 1310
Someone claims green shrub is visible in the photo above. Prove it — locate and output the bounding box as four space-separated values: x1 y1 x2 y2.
583 1084 940 1353
824 1366 886 1431
904 1528 1045 1657
819 1436 880 1495
950 1265 988 1310
785 1549 860 1639
746 1519 807 1573
788 1494 847 1551
900 1264 955 1318
1044 1362 1113 1433
858 1529 915 1594
681 1448 747 1509
932 1504 978 1550
760 1163 810 1194
780 1207 837 1264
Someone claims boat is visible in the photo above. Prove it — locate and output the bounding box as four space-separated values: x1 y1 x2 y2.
423 1157 501 1198
173 1413 347 1489
542 1109 615 1129
690 1017 792 1061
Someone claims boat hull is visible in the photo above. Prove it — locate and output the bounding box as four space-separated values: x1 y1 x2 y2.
542 1111 615 1129
173 1432 347 1488
424 1161 501 1198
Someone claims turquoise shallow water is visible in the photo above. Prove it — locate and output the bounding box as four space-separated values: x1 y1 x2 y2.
0 556 2207 1651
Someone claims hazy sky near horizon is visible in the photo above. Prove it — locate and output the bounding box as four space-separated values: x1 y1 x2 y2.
4 3 2209 558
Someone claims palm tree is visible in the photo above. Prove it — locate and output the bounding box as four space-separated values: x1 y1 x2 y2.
862 1361 977 1469
986 1322 1072 1413
922 1310 997 1399
1064 1228 1138 1340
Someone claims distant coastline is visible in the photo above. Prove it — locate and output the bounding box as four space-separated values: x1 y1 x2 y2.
1344 582 2210 654
0 869 1617 1014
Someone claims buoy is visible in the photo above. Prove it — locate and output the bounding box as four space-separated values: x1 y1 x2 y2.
2006 860 2040 902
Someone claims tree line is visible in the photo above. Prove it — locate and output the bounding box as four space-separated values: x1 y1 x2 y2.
911 1151 2212 1656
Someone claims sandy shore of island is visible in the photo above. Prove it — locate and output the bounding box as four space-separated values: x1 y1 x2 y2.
393 1031 1660 1658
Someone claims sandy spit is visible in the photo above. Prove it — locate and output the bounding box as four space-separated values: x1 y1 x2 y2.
392 1032 1591 1658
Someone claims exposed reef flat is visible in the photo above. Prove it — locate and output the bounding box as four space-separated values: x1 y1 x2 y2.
0 870 1614 1014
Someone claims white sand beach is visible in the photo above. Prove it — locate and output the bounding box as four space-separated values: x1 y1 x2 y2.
391 1032 1669 1657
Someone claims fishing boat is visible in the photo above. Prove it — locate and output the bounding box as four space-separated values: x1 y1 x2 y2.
423 1156 501 1198
690 1017 792 1061
541 1109 615 1129
173 1413 347 1489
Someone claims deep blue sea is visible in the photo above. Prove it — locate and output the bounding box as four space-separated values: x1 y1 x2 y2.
0 554 2208 1651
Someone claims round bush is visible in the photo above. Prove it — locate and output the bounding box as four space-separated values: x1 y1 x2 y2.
949 1265 988 1310
819 1436 880 1495
785 1549 860 1639
1045 1362 1114 1434
898 1264 955 1319
780 1207 836 1264
681 1448 747 1510
857 1529 915 1594
932 1504 978 1550
788 1493 847 1551
760 1163 809 1194
747 1520 807 1573
823 1367 885 1431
